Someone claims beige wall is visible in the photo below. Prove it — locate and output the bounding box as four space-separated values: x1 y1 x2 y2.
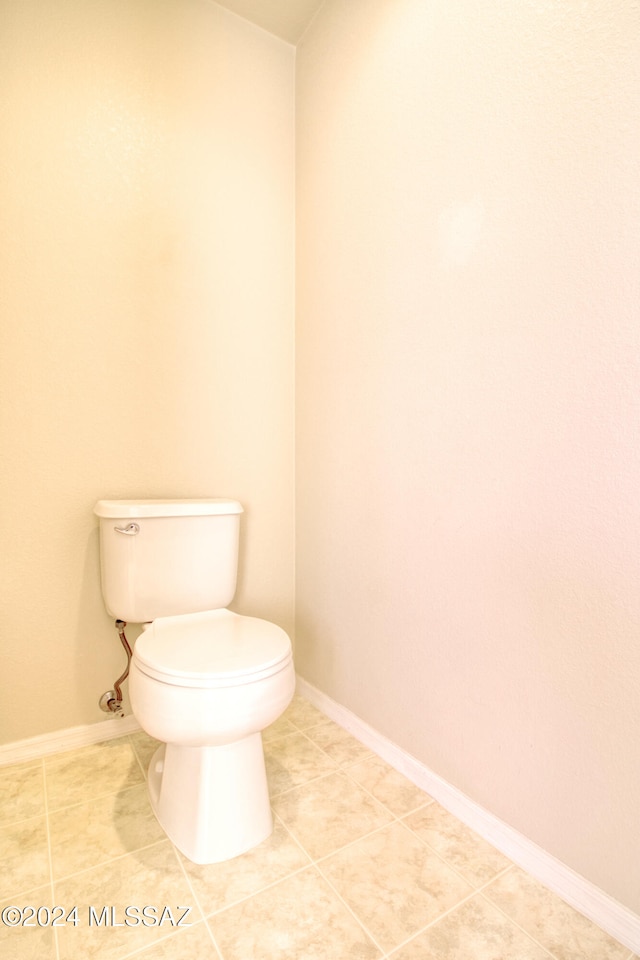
296 0 640 914
0 0 295 741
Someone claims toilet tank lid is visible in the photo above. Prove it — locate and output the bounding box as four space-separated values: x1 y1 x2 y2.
94 499 243 519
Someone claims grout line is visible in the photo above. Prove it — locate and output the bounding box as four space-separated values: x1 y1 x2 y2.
268 765 340 801
159 811 313 926
307 808 497 919
0 809 54 830
115 925 198 960
270 808 316 868
398 811 507 892
44 781 147 815
42 779 148 818
200 859 313 920
311 857 388 956
267 757 343 801
377 886 482 959
476 888 561 960
168 842 225 960
50 838 170 888
41 758 60 960
312 817 399 868
202 918 226 960
209 862 315 919
374 866 549 959
338 758 436 819
128 733 156 780
113 917 223 960
322 881 390 957
43 746 147 816
169 842 206 921
266 717 396 803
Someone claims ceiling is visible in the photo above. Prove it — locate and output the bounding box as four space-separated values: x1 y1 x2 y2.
214 0 325 45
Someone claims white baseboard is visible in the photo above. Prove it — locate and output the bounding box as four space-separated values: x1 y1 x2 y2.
296 675 640 954
0 714 141 766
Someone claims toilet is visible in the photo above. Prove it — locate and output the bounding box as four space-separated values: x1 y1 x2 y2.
93 498 295 864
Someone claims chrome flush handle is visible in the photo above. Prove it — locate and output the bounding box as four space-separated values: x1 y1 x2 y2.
114 522 140 535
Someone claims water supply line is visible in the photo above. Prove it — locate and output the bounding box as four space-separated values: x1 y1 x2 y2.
98 620 132 716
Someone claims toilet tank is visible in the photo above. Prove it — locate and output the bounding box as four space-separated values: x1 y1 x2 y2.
94 499 243 623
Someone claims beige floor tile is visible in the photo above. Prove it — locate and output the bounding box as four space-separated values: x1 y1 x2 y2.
320 820 473 953
129 920 219 959
262 715 297 743
54 840 201 960
0 761 45 827
390 893 551 960
209 865 380 960
281 695 330 731
485 866 630 960
404 803 512 887
264 730 337 796
0 887 57 960
44 739 144 811
304 719 374 767
49 783 165 879
0 816 50 899
129 731 163 774
181 816 310 914
3 718 633 960
348 755 434 816
273 770 393 860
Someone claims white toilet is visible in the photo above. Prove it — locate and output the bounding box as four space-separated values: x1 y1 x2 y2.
93 498 295 864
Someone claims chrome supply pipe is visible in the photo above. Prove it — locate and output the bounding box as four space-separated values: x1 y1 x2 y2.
98 619 132 716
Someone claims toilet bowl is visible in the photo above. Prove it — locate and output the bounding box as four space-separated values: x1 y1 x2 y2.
129 609 295 864
93 498 294 865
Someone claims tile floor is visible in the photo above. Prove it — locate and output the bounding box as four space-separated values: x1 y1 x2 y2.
1 695 636 960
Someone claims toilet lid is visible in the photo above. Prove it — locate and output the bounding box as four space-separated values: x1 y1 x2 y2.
133 609 292 688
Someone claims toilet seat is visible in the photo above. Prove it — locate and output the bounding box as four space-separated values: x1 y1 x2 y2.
133 609 292 688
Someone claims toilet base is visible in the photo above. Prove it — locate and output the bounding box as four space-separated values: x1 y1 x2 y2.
147 734 273 864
